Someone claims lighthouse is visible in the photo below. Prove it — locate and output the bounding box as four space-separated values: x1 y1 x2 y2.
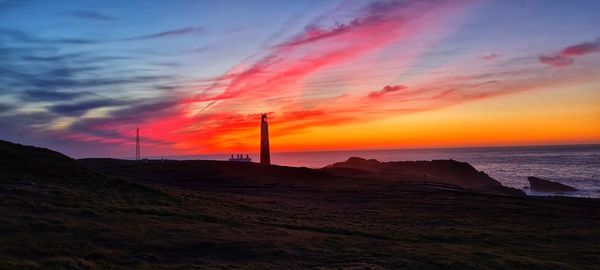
260 113 270 165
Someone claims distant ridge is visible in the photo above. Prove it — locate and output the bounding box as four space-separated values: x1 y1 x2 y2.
323 157 525 196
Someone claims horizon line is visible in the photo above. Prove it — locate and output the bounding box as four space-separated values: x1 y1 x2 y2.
113 142 600 160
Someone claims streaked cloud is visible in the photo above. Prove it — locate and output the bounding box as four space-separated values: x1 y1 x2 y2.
120 27 204 41
538 55 574 67
368 85 406 98
65 10 117 21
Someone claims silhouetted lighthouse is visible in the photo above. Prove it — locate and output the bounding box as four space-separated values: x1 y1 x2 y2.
260 113 270 165
135 126 140 161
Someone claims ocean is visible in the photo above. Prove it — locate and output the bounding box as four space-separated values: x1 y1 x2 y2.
175 144 600 198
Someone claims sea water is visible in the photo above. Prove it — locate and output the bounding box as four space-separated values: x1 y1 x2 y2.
177 145 600 198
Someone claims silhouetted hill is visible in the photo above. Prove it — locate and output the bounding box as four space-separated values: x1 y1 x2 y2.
77 158 379 191
0 139 160 195
2 140 600 269
323 157 524 195
1 140 85 181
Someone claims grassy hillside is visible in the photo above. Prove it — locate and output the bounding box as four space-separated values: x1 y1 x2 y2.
1 140 600 269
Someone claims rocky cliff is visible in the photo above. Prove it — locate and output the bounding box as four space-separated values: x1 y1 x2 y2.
528 176 577 192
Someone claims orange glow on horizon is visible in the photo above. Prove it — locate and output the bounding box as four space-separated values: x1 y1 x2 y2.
169 81 600 155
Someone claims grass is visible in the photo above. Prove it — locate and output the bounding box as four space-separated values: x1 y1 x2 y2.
1 140 600 269
2 175 599 269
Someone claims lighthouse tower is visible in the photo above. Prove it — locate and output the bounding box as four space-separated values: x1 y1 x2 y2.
260 113 270 165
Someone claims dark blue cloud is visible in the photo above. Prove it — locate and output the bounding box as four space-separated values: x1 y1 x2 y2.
49 99 126 116
0 103 15 113
1 25 205 46
0 28 100 44
20 90 86 102
0 3 205 155
65 10 117 21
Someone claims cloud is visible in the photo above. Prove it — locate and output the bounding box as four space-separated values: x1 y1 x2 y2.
1 25 203 45
53 38 98 44
0 28 100 44
187 0 472 104
275 0 434 49
1 45 176 132
21 90 86 102
121 27 204 41
182 45 211 54
560 38 600 56
0 28 44 43
49 99 127 116
539 37 600 67
368 85 406 98
65 10 117 21
538 55 574 67
0 111 57 136
1 19 203 154
10 67 171 90
20 53 83 62
481 53 497 61
66 98 182 132
0 103 15 113
276 20 361 48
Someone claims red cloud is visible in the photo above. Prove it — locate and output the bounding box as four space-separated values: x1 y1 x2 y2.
560 38 600 56
368 85 406 98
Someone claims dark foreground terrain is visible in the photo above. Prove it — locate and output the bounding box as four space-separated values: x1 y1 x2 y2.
1 140 600 269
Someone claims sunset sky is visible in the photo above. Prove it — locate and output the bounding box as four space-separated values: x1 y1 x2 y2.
1 0 599 158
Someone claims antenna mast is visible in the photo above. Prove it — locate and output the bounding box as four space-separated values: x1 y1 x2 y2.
135 126 140 161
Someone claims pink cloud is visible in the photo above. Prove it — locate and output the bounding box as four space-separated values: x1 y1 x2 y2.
186 0 474 105
560 38 600 56
539 37 600 67
481 53 498 61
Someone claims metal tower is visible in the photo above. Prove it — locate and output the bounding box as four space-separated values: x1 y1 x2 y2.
135 126 140 161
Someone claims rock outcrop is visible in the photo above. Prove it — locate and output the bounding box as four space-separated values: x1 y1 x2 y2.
527 176 577 192
323 157 525 196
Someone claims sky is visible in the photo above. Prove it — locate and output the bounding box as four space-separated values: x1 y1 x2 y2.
1 0 599 158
